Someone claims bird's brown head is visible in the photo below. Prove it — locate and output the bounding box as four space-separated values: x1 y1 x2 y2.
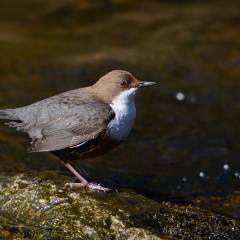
91 70 156 104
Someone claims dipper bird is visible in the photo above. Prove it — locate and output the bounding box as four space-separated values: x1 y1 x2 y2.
0 70 156 191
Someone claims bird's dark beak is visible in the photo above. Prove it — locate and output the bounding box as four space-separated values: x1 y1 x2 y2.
138 81 156 88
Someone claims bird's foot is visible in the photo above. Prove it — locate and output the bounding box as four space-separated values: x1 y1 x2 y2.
87 182 111 192
65 182 86 188
65 182 111 192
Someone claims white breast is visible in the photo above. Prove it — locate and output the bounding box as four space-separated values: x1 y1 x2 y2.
109 88 137 141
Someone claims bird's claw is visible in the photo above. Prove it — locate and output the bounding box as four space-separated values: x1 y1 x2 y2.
65 182 111 192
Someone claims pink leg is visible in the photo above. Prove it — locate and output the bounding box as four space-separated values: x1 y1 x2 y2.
63 161 88 186
62 161 110 192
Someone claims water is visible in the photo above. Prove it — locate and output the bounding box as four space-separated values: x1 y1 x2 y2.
0 0 239 221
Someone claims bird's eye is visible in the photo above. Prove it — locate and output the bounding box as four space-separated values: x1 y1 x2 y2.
119 81 127 87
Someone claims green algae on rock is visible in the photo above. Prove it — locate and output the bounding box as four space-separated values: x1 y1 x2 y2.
0 172 239 239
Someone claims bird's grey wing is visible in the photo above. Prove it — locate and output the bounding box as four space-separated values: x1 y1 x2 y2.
2 88 95 140
27 103 114 152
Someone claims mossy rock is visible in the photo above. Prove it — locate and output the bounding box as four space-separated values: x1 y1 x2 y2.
0 172 239 239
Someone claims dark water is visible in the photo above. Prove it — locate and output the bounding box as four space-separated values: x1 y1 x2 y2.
0 0 239 220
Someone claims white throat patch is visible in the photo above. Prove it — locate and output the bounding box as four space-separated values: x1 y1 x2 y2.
109 88 137 141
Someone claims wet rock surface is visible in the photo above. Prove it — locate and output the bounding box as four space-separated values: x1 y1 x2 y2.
0 172 239 239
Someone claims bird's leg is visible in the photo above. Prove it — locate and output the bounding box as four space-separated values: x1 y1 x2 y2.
69 160 91 180
62 161 110 192
62 161 88 187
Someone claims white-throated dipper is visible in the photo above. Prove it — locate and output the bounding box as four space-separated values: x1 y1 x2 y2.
0 70 156 191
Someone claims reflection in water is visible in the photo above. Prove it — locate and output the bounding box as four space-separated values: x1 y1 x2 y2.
175 92 185 101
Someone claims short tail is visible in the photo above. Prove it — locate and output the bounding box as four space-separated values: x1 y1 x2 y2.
0 109 20 121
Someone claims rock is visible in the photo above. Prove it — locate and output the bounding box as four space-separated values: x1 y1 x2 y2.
0 172 239 239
